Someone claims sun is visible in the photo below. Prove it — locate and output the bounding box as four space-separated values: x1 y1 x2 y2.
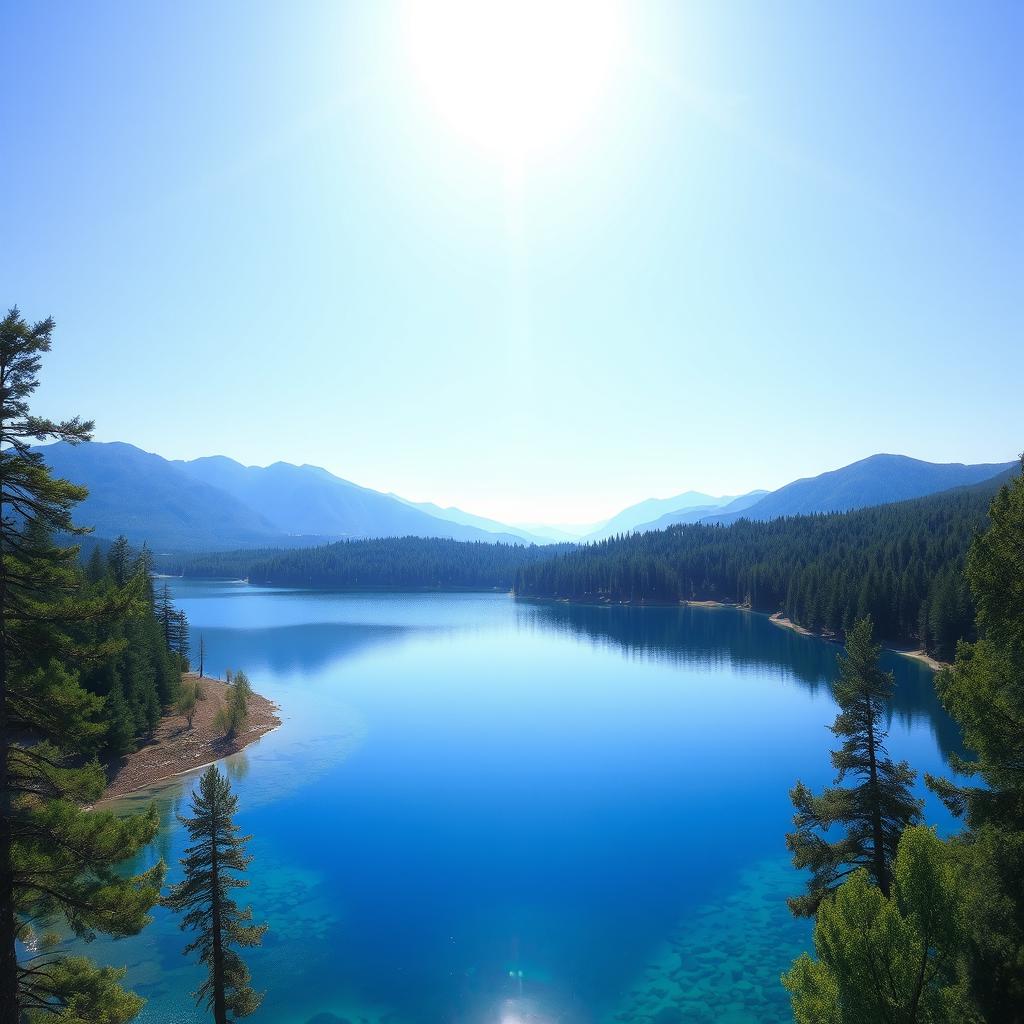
404 0 622 163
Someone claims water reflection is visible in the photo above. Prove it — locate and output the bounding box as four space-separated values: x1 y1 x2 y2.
198 622 418 677
516 601 964 761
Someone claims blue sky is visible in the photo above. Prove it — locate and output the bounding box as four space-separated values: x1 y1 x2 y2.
3 1 1021 523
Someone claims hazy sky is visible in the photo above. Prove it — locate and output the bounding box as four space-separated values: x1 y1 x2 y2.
4 1 1022 524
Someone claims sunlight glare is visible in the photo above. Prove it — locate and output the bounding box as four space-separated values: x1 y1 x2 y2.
405 0 622 163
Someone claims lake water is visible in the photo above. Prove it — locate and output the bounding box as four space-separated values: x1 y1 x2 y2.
91 582 961 1024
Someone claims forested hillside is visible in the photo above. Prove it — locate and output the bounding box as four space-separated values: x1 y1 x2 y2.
515 469 1018 659
163 536 565 591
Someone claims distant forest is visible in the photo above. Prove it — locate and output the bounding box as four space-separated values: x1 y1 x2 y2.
163 469 1017 661
516 470 1016 660
160 536 567 591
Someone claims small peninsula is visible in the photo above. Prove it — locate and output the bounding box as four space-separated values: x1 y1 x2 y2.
101 674 281 802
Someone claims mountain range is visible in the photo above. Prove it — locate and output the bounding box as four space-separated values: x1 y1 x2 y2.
34 442 1015 553
37 442 532 551
700 454 1014 525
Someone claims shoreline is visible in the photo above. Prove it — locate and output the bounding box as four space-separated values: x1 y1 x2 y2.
519 595 747 610
768 611 949 670
520 594 950 671
98 673 281 804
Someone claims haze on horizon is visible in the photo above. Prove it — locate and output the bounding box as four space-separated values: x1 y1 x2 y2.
3 1 1022 524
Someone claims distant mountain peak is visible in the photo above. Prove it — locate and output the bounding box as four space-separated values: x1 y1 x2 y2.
704 454 1014 525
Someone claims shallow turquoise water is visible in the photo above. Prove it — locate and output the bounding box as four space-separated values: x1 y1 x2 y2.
87 584 960 1024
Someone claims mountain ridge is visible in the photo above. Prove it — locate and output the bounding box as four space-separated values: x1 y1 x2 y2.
35 442 532 551
704 453 1015 524
33 442 1017 554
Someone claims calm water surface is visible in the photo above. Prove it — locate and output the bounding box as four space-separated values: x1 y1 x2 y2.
91 582 961 1024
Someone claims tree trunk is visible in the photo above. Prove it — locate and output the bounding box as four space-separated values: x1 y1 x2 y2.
864 689 890 896
0 391 21 1024
0 640 20 1024
210 806 227 1024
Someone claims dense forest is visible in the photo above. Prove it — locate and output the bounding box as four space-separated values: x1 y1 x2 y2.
160 535 565 591
78 537 190 754
516 470 1016 659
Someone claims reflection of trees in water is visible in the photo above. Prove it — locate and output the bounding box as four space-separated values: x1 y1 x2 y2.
517 601 964 761
225 749 250 783
193 622 420 678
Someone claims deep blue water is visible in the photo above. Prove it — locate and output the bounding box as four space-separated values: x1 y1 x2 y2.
89 583 960 1024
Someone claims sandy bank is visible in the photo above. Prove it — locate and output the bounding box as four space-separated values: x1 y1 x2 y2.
684 599 748 609
769 612 949 670
768 611 822 639
100 674 281 802
884 645 947 672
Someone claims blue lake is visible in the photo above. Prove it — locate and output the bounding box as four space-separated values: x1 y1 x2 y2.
93 582 961 1024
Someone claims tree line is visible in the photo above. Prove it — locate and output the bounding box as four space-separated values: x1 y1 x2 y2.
161 534 566 591
514 475 1013 660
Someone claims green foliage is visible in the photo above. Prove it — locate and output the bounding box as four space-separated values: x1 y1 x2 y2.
783 826 979 1024
156 582 190 669
164 766 267 1024
514 477 1013 656
787 618 921 915
214 670 253 740
926 461 1024 1019
0 307 164 1021
23 958 144 1024
78 539 188 752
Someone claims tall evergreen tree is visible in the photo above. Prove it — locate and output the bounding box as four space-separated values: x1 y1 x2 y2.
928 461 1024 1020
164 766 266 1024
787 617 922 915
151 581 190 672
0 308 164 1022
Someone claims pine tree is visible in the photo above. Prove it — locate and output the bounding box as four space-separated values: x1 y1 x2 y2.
0 308 164 1022
164 766 267 1024
787 616 922 915
107 535 132 587
85 545 106 584
155 582 190 671
783 826 978 1023
927 461 1024 1019
156 583 175 650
